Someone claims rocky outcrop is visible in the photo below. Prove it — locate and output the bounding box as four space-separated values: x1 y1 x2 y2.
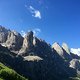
0 26 23 51
6 31 23 51
24 55 43 61
52 42 72 61
33 37 53 59
62 43 70 54
19 31 34 56
69 59 80 70
23 31 33 49
0 25 10 43
52 42 64 59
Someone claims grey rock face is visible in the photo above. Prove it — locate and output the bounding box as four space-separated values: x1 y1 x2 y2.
0 26 23 51
69 59 80 70
33 37 41 46
6 31 23 51
23 31 33 49
0 26 9 43
62 43 70 54
33 37 53 59
52 42 64 59
52 42 72 61
24 55 43 61
19 31 34 56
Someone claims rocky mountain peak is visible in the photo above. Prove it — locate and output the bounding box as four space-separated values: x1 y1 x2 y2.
52 42 64 58
0 26 10 43
33 37 42 46
52 42 60 48
23 31 33 48
0 26 23 51
62 42 70 54
0 25 9 32
12 30 21 36
19 31 34 56
6 31 23 51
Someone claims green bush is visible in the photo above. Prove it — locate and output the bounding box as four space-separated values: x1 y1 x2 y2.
0 78 4 80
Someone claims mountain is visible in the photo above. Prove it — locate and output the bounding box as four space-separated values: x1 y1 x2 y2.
62 42 70 54
0 25 80 80
0 25 23 51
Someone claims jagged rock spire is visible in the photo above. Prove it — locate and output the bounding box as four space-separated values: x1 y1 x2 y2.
6 31 23 51
19 31 34 56
0 26 23 51
52 42 64 59
62 42 70 54
23 31 33 49
0 25 9 43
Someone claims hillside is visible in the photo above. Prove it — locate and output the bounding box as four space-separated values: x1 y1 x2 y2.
0 62 27 80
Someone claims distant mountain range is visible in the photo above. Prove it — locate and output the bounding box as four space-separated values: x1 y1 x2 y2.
0 25 80 80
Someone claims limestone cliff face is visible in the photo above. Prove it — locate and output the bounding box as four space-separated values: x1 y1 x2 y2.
19 31 34 56
52 42 72 61
0 25 9 43
6 31 23 51
52 42 64 59
62 42 70 54
23 31 33 49
0 26 23 51
33 37 53 59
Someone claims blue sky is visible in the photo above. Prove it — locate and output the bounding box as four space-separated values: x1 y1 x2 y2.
0 0 80 48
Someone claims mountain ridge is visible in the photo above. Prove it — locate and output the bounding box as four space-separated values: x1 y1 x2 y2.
0 25 80 80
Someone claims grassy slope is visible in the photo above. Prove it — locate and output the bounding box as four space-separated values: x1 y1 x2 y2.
0 62 28 80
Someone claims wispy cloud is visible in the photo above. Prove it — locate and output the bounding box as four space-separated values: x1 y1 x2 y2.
33 28 41 36
25 5 41 19
21 30 26 37
71 48 80 56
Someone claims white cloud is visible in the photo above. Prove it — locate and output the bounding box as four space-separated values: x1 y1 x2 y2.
21 30 26 37
32 28 41 36
71 48 80 56
29 6 34 10
33 10 41 19
26 5 41 19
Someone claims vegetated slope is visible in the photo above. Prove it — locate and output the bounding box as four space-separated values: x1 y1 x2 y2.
0 62 27 80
